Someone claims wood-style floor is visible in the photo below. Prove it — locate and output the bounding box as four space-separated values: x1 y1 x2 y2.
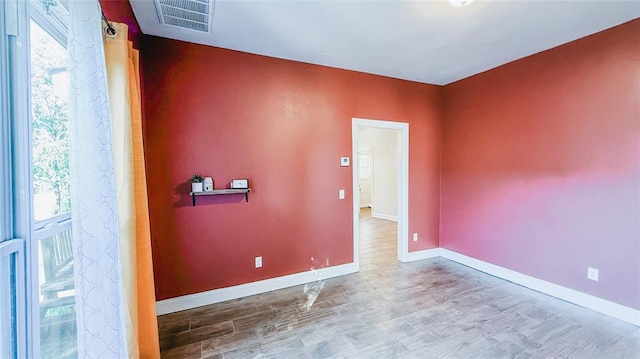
158 208 640 358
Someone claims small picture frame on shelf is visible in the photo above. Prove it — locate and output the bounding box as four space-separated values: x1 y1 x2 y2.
231 178 249 189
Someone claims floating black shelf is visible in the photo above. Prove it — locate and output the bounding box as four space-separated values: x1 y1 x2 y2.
190 189 251 206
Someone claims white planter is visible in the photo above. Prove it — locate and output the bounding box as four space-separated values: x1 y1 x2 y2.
191 182 203 193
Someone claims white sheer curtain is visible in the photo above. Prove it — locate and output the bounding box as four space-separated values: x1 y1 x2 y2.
67 0 128 357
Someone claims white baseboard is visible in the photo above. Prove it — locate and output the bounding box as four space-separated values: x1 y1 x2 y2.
439 248 640 327
156 262 358 315
157 248 640 327
371 212 398 222
404 247 442 262
359 204 371 208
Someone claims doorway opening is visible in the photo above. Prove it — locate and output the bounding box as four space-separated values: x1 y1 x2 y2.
352 118 409 271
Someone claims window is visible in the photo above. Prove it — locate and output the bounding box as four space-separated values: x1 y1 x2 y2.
0 240 26 359
30 1 76 357
359 153 372 179
3 0 78 356
31 18 70 222
0 0 29 356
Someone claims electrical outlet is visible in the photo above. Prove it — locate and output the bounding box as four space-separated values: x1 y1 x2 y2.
413 233 418 242
587 267 599 281
255 256 262 268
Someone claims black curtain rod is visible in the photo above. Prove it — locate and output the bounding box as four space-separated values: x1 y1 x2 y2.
101 11 117 37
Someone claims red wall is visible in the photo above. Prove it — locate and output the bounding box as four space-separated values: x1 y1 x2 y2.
98 1 639 309
141 38 442 300
441 20 640 309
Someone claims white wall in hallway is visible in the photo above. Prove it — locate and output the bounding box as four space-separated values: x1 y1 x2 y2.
358 149 373 208
358 127 398 221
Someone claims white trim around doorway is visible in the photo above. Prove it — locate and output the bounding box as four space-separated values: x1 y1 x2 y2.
352 118 409 270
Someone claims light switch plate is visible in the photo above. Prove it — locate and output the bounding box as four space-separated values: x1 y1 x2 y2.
340 157 350 167
339 189 345 199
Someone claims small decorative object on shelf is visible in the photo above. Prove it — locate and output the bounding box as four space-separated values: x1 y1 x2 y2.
203 177 214 191
190 174 204 193
231 178 249 189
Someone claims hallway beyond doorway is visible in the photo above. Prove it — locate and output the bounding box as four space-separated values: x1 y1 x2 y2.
359 207 397 270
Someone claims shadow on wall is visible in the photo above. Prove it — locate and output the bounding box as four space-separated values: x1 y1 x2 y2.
173 182 246 207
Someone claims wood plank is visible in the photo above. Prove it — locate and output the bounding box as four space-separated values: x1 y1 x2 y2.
158 209 640 358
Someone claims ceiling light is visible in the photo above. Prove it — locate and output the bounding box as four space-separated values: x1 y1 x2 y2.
449 0 475 7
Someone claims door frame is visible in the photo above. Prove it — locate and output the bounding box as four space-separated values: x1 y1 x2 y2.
352 118 409 269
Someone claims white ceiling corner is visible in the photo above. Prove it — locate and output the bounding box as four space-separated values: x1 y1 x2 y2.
129 0 640 85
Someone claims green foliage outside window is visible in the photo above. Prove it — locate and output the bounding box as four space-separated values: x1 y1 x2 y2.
30 22 70 221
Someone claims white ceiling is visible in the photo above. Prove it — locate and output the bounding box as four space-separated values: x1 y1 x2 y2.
130 0 640 85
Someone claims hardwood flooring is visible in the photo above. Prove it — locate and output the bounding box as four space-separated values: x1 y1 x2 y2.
158 209 640 358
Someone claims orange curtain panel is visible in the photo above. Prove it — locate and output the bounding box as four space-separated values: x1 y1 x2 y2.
104 21 161 359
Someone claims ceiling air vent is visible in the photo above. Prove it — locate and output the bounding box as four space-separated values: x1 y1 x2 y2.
154 0 211 33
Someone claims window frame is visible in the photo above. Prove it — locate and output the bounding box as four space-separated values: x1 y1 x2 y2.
30 12 71 235
31 0 68 50
2 0 72 357
0 239 26 359
0 0 16 245
30 0 70 227
1 0 34 356
28 2 72 358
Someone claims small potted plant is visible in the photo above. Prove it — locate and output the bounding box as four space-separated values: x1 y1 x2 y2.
190 174 204 193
